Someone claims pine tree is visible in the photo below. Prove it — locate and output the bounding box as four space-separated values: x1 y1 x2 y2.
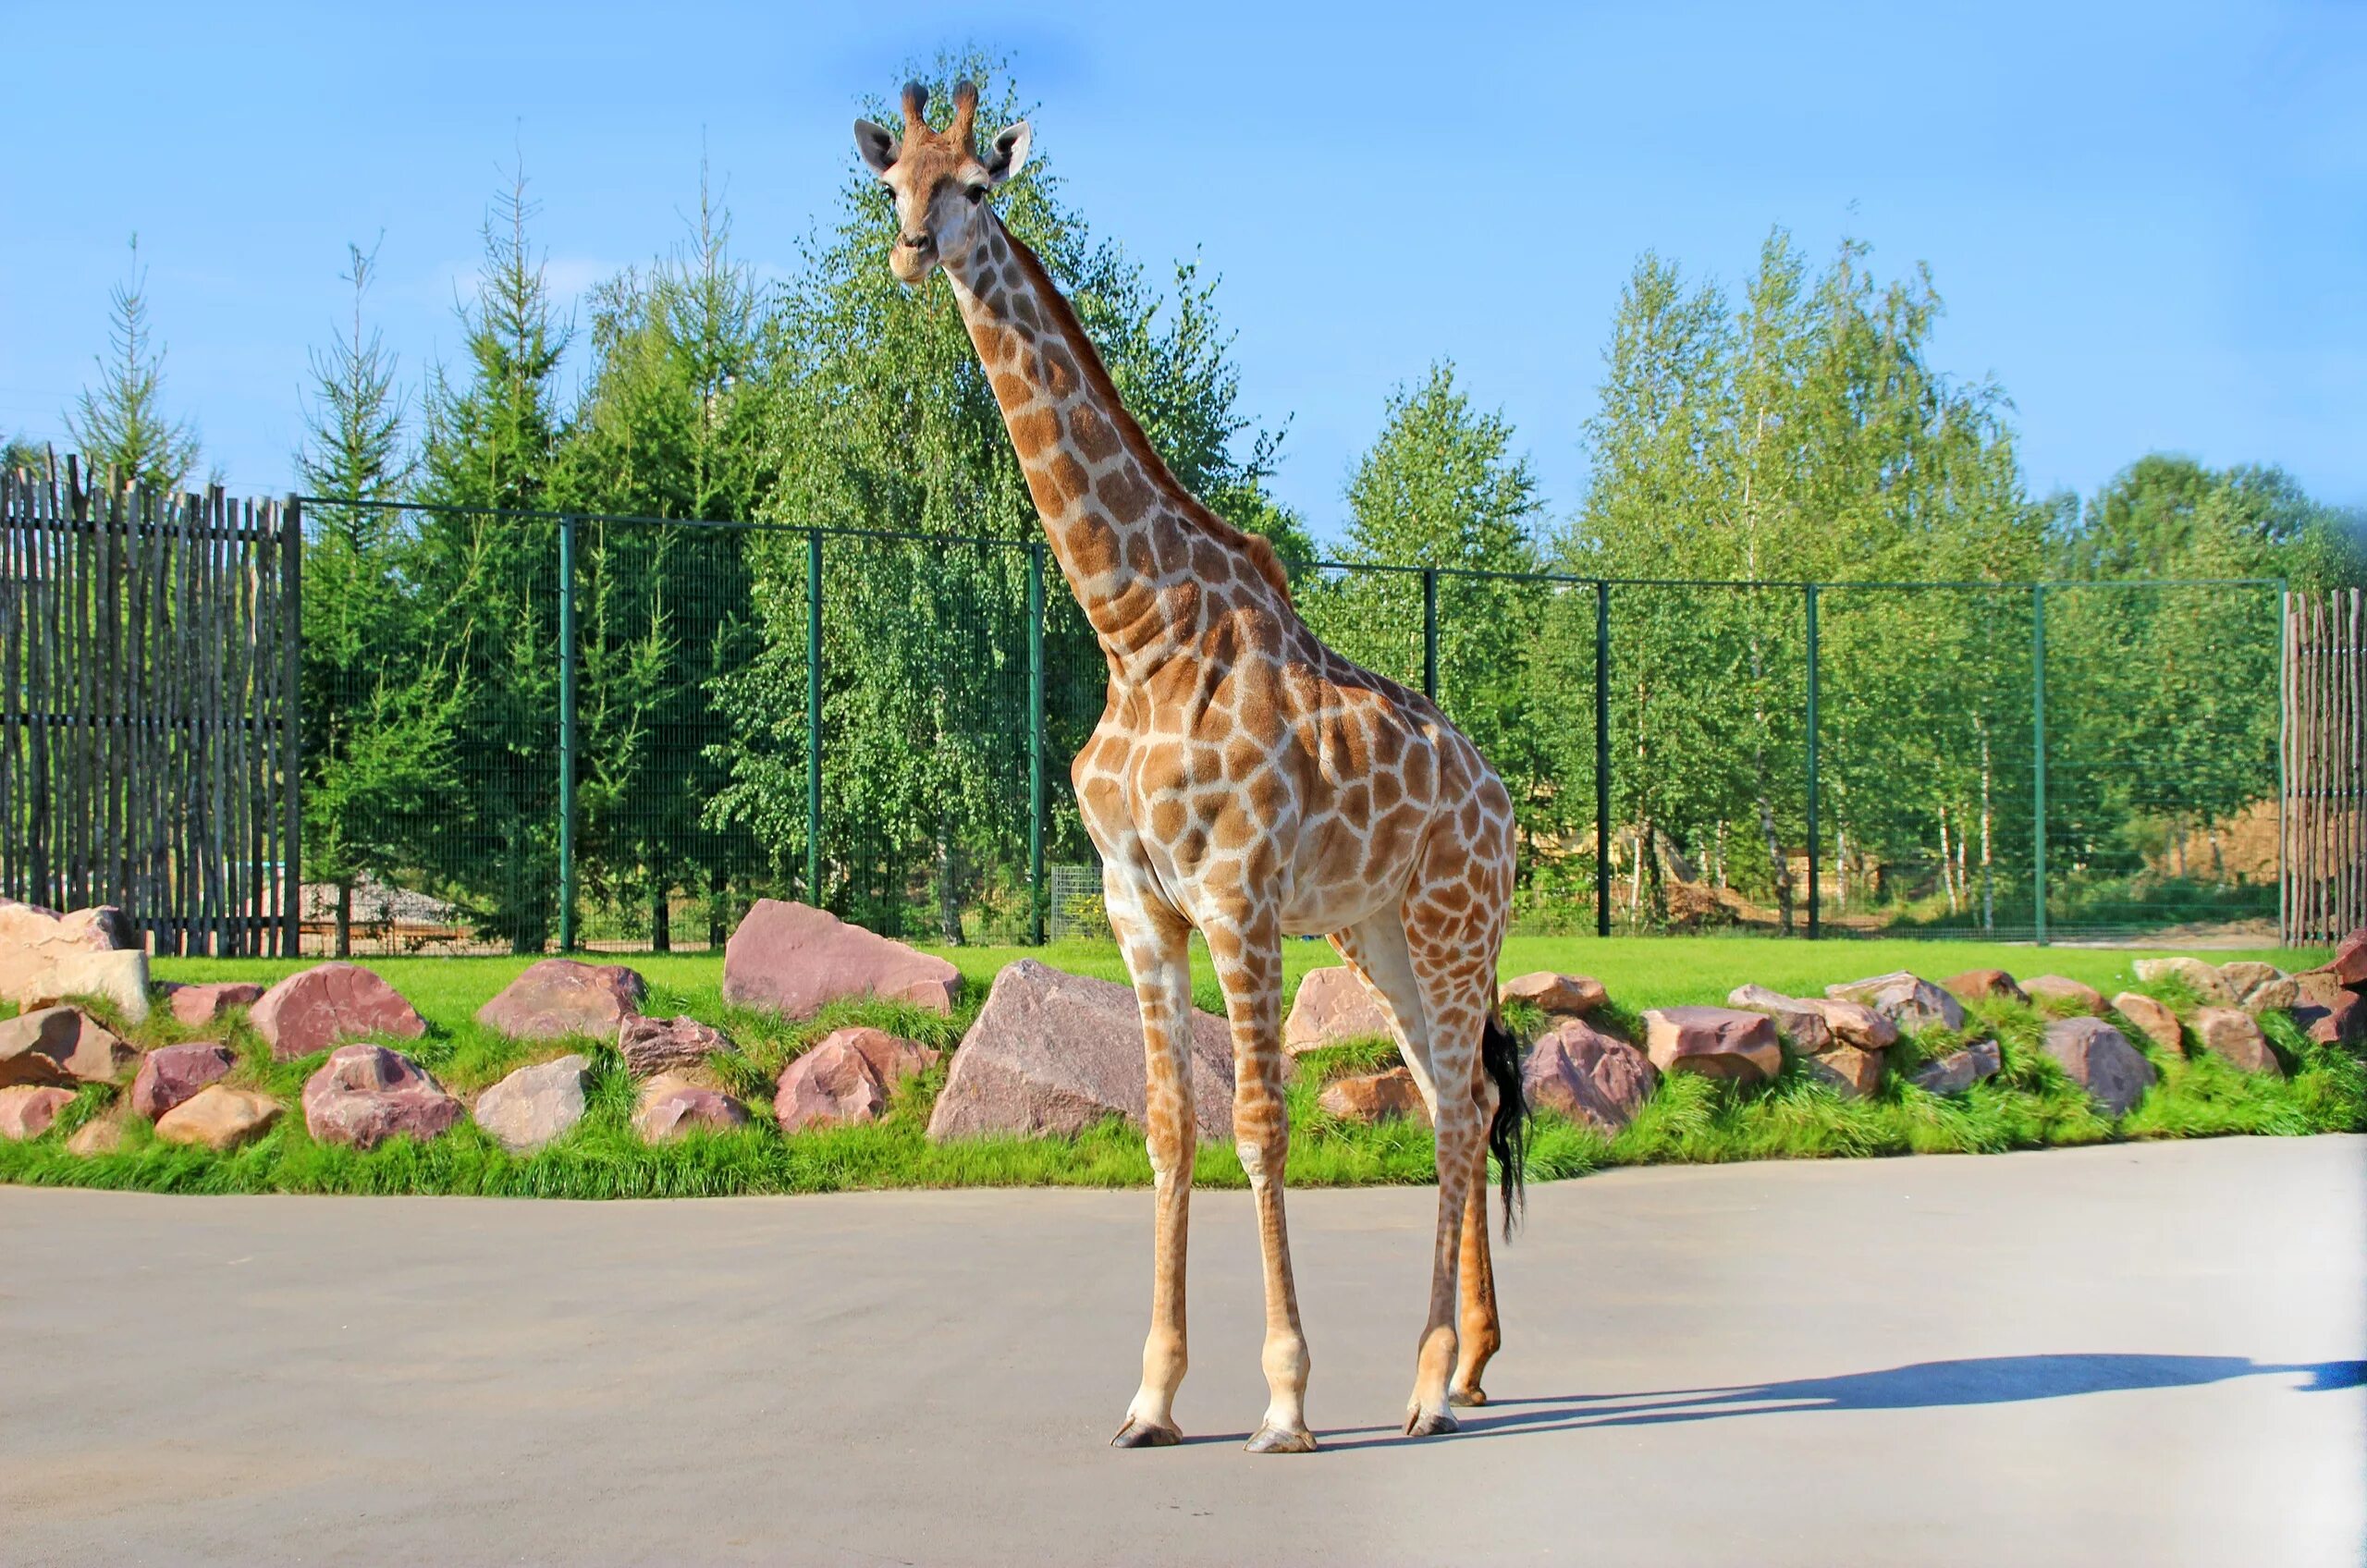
66 234 201 490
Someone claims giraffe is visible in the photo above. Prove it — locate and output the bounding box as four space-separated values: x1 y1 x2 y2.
855 81 1527 1452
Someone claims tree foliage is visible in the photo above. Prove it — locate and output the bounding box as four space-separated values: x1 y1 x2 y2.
67 235 202 491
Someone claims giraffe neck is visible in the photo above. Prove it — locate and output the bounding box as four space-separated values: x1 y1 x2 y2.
944 220 1279 670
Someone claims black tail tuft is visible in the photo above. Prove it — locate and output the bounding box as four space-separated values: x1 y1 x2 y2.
1480 1010 1528 1238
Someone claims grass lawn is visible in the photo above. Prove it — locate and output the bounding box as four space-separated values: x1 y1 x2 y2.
2 935 2358 1201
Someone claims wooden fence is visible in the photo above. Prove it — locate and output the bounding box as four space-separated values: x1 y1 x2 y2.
0 466 300 954
2284 588 2366 945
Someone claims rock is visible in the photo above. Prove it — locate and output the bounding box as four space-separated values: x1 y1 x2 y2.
616 1013 734 1078
927 959 1236 1142
0 899 149 1023
2111 992 2184 1057
632 1072 751 1142
2217 962 2284 999
1497 972 1607 1018
130 1041 237 1120
1725 985 1832 1053
1910 1038 2004 1096
1942 969 2029 1006
1640 1007 1783 1084
250 962 426 1062
2022 975 2106 1015
1520 1020 1657 1133
776 1036 889 1132
65 1118 123 1156
2040 1017 2155 1116
2191 1007 2280 1076
814 1025 939 1085
1282 966 1395 1055
2132 957 2237 1005
154 1085 281 1150
2244 975 2301 1015
1725 986 1897 1053
1801 1044 1884 1099
1318 1066 1428 1124
165 981 264 1026
475 959 646 1040
2317 927 2367 988
1823 972 1965 1035
472 1055 590 1153
722 900 960 1017
0 1006 135 1086
0 1084 75 1140
2294 990 2364 1048
300 1044 462 1149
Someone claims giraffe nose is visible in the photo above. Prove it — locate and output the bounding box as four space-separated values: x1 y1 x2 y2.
901 231 933 251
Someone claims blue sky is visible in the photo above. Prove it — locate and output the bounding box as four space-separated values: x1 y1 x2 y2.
6 0 2362 541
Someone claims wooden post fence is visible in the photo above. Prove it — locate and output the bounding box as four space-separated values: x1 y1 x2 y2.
0 463 301 954
2283 588 2366 945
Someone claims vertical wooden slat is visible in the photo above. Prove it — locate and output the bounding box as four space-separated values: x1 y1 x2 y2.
1 471 18 901
258 502 278 954
29 466 51 906
280 495 302 958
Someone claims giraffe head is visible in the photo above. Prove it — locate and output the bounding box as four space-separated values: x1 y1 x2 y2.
854 80 1032 287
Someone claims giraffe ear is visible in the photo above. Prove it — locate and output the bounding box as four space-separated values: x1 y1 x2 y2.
853 118 901 176
982 120 1032 186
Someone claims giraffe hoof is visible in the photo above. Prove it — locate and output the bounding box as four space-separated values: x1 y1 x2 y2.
1449 1384 1488 1408
1402 1408 1461 1439
1110 1418 1183 1449
1245 1422 1318 1454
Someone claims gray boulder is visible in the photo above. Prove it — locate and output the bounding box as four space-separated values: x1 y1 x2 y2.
473 1055 591 1152
2041 1018 2155 1116
1910 1038 2004 1096
1521 1020 1657 1133
1824 972 1964 1035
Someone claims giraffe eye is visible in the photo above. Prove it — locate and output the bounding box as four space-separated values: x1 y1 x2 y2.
964 184 987 203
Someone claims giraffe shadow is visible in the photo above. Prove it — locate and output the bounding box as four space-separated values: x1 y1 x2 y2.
1288 1354 2365 1452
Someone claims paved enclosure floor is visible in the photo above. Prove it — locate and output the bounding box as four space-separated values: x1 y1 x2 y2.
5 1136 2362 1567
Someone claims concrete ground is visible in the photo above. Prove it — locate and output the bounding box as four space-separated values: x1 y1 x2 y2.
3 1136 2361 1568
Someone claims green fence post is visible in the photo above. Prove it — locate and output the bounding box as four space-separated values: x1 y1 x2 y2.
804 528 823 906
1027 539 1048 947
2031 582 2048 947
557 516 579 952
1595 580 1612 938
1805 582 1820 941
1421 567 1440 703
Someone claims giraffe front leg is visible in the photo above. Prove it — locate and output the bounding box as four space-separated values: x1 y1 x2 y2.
1106 877 1196 1450
1207 914 1317 1454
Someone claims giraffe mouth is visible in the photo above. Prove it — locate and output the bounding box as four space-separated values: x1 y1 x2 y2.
889 240 937 286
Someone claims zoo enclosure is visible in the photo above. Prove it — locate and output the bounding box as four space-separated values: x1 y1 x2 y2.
3 479 2321 954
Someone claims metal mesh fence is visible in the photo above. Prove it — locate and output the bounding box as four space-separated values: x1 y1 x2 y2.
290 498 2287 954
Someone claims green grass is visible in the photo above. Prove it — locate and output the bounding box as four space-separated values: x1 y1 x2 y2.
1 935 2355 1200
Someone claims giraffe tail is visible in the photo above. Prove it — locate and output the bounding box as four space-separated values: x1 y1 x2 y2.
1480 1010 1528 1238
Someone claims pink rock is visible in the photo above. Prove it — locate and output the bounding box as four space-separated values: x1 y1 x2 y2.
1318 1066 1428 1124
722 900 960 1017
251 963 426 1062
2191 1007 2279 1076
1641 1007 1784 1084
813 1025 939 1085
2040 1017 2154 1116
1910 1038 2003 1096
0 1006 135 1085
1521 1020 1656 1133
926 960 1235 1142
775 1038 889 1132
1282 967 1395 1056
1943 969 2029 1006
617 1014 735 1078
131 1041 237 1120
1824 972 1966 1035
300 1044 462 1149
66 1118 123 1156
0 1084 75 1140
472 1055 591 1152
632 1072 751 1143
2112 992 2184 1057
2318 928 2367 989
2296 989 2364 1047
1802 1044 1883 1099
1726 985 1833 1052
166 982 265 1026
475 958 647 1040
1498 972 1607 1018
2025 975 2107 1015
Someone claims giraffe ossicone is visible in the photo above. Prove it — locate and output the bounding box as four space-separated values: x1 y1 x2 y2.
854 80 1527 1451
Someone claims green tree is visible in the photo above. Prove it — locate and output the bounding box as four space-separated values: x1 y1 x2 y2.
707 55 1300 940
295 240 463 955
67 234 201 491
408 167 575 950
